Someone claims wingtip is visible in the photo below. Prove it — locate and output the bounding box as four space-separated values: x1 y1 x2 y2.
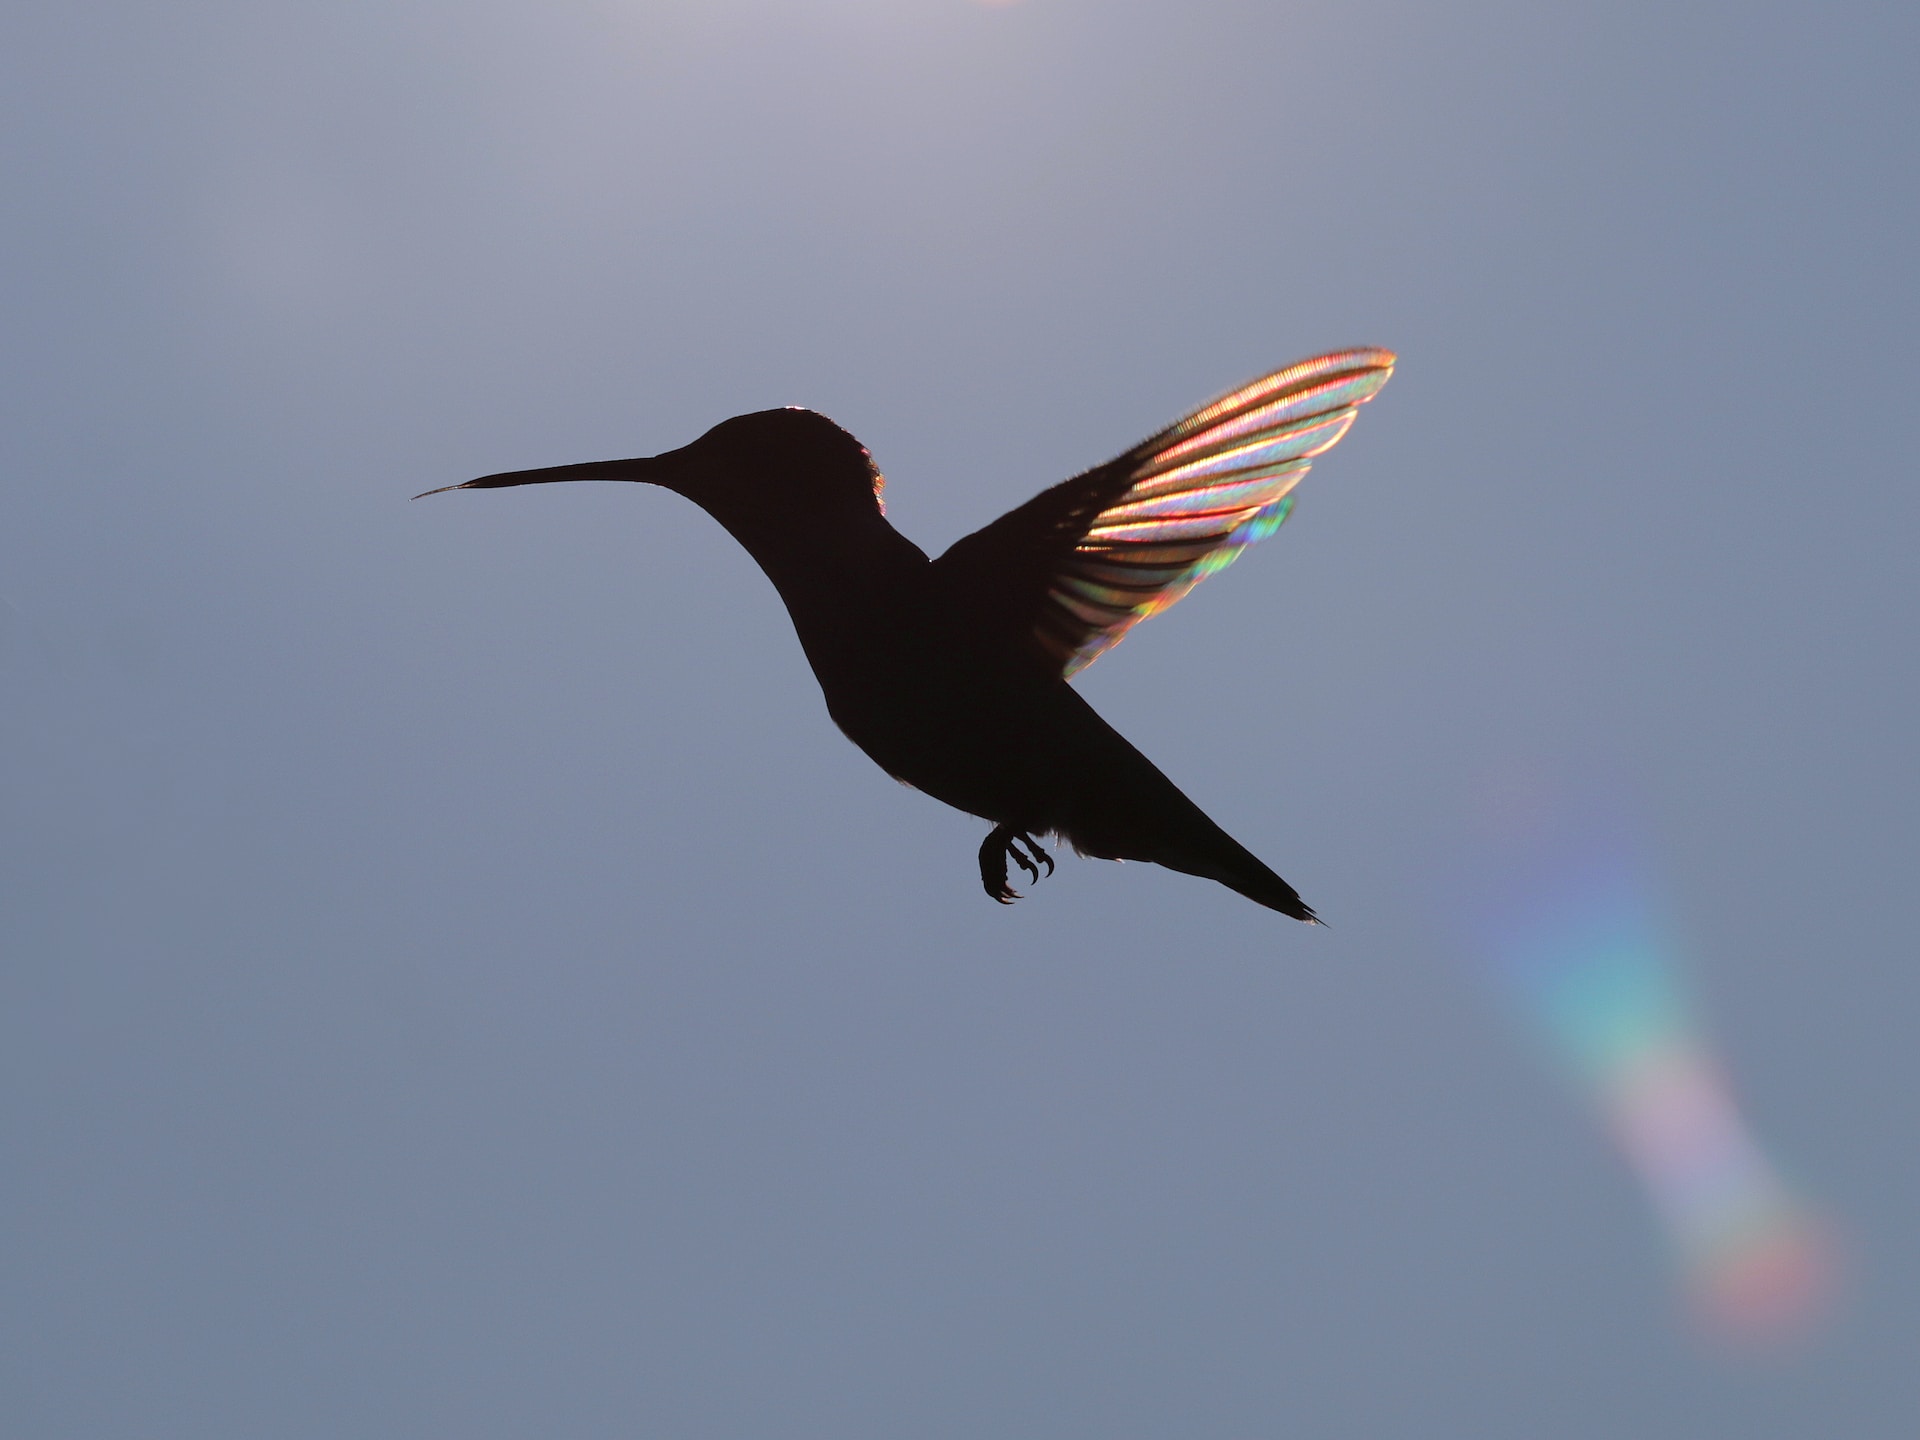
1325 345 1396 382
412 481 473 500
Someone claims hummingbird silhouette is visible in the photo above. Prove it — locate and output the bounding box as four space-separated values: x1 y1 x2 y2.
422 348 1394 921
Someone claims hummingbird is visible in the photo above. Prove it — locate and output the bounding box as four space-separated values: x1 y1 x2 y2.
422 348 1394 921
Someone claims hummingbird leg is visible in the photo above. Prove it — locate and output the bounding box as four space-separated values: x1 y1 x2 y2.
979 826 1055 904
1009 839 1041 886
1017 832 1055 879
980 824 1020 903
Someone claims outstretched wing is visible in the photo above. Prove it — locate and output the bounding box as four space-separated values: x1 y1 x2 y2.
934 348 1395 678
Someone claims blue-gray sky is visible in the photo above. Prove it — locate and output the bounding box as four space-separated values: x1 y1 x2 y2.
4 2 1915 1435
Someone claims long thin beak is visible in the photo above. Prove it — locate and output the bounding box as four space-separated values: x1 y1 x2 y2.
414 451 681 501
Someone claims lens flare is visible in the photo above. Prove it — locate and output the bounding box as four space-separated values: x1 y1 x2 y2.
1472 786 1837 1344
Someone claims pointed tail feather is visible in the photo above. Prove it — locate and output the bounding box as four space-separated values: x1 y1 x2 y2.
1151 839 1321 924
1230 869 1323 925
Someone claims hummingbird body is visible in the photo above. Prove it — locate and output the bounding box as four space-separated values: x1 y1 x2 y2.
425 349 1396 920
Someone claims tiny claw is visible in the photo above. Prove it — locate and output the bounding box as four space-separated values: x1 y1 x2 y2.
1010 843 1040 886
1022 833 1055 878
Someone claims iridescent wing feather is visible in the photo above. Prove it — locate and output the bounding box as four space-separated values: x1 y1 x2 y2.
934 348 1395 678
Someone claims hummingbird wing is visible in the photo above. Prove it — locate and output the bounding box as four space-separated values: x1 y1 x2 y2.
934 348 1395 677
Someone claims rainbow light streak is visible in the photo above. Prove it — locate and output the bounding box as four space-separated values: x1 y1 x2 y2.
1481 813 1836 1344
1040 348 1393 675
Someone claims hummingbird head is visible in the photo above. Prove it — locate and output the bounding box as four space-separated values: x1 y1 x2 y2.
674 408 886 521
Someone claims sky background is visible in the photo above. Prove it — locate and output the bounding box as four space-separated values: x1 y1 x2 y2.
4 1 1916 1435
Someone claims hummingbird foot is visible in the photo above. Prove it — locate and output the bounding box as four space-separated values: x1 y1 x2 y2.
979 825 1055 904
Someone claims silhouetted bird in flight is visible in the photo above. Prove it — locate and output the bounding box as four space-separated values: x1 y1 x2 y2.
422 348 1394 920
